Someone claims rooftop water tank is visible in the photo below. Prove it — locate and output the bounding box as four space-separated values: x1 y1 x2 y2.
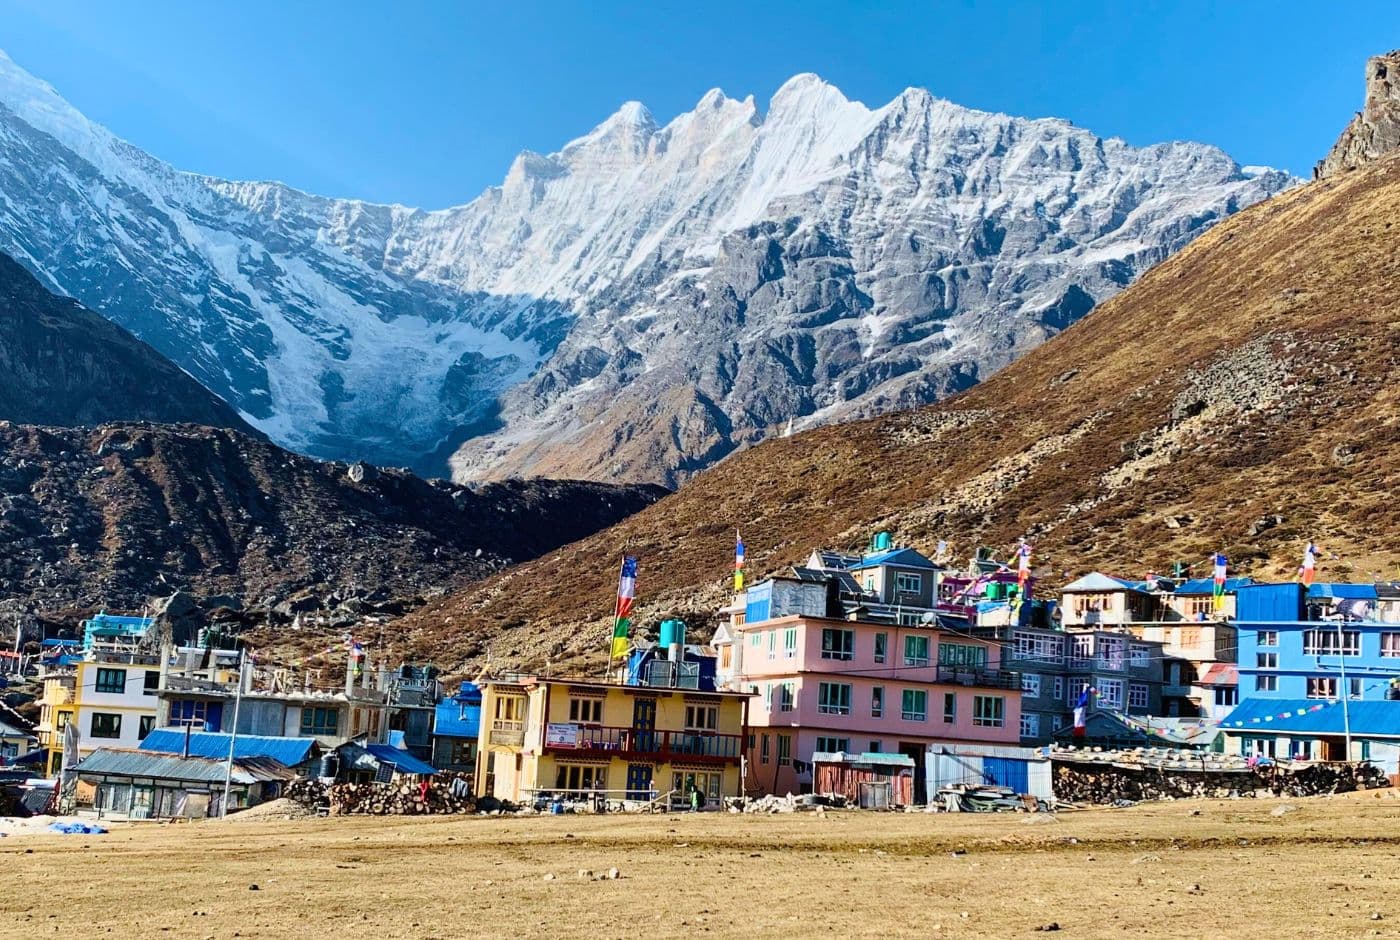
872 531 893 552
659 619 686 649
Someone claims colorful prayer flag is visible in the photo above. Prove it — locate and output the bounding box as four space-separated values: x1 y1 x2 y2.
1016 541 1032 596
1212 552 1228 611
734 533 746 592
1300 542 1318 587
610 556 639 659
1073 686 1091 737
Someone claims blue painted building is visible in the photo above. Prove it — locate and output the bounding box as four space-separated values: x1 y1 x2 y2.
431 682 481 772
1224 582 1400 775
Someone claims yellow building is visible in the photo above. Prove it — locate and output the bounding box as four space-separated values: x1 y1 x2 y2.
476 677 750 808
35 657 163 776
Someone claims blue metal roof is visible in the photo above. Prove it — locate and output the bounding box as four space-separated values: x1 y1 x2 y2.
434 697 481 739
140 729 318 766
850 547 938 570
1220 697 1400 737
1176 577 1254 595
362 743 438 776
1308 583 1379 600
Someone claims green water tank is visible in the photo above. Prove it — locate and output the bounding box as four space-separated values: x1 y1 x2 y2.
659 619 686 648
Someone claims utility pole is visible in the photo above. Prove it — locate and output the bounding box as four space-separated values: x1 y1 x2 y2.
220 648 246 818
1337 623 1353 761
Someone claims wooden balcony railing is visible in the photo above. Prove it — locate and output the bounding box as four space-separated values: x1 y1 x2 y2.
545 725 743 762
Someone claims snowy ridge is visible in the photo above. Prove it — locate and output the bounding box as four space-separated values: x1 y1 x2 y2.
0 50 1296 480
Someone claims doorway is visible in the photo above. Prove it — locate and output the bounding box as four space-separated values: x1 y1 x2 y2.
897 741 927 804
632 697 657 753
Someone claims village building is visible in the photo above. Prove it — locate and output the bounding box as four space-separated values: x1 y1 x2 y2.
73 748 297 819
475 675 749 809
1223 582 1400 775
335 738 439 783
431 681 482 773
137 728 321 774
716 547 1021 802
0 705 37 766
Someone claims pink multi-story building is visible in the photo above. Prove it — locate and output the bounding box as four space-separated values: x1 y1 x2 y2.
714 606 1020 802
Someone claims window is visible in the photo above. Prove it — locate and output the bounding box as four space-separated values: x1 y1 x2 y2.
938 643 987 668
873 632 888 663
777 734 792 766
1214 687 1238 707
817 682 852 715
821 628 854 661
1303 629 1360 656
555 764 606 792
685 704 719 730
943 693 957 724
901 689 928 721
493 696 523 723
1072 593 1113 616
143 671 160 696
783 627 798 658
1246 737 1277 758
671 770 722 804
1255 675 1278 692
1021 673 1041 697
869 740 883 753
1013 632 1064 664
1291 738 1314 760
871 686 884 718
815 736 851 754
568 698 603 724
898 612 922 626
300 706 339 736
94 668 127 694
1382 633 1400 657
1128 683 1150 709
1070 635 1093 665
90 712 122 739
138 715 156 739
749 631 761 648
1129 645 1150 668
1097 679 1124 710
895 572 922 594
1258 630 1279 647
1051 677 1064 702
1019 713 1040 738
169 699 212 728
760 733 770 764
1349 678 1363 699
1098 636 1126 671
1307 677 1338 699
768 629 776 659
779 683 795 712
972 696 1005 728
904 635 930 667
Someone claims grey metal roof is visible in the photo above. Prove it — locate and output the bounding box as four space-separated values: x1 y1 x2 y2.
74 748 298 784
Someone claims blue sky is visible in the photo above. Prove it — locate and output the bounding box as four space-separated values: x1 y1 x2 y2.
0 1 1391 207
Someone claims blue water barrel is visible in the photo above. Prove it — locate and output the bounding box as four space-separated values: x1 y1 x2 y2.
659 619 686 648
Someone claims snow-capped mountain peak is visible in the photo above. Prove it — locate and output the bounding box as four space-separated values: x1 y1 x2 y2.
0 52 1296 482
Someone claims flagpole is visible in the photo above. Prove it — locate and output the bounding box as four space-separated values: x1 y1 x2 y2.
603 553 624 681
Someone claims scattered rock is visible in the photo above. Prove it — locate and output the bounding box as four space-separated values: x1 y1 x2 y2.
1270 803 1299 817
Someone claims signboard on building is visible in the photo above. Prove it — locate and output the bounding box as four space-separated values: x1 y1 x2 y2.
545 723 579 748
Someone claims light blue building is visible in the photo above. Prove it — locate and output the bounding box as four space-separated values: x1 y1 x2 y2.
1224 582 1400 775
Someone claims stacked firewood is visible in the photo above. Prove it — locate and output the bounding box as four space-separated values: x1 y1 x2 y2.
285 773 475 815
1052 760 1390 804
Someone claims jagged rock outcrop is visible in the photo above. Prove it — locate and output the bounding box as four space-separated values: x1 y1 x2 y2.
0 422 665 620
0 251 253 431
1315 50 1400 179
0 51 1293 483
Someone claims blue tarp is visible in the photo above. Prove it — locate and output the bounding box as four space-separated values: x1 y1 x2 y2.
362 743 438 776
1220 697 1400 736
139 729 317 767
49 822 106 835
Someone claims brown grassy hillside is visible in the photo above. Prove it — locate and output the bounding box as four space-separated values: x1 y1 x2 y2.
397 155 1400 673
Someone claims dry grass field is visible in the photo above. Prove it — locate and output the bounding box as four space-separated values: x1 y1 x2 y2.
4 792 1400 939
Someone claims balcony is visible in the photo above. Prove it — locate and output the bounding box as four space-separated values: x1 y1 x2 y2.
488 719 525 747
544 725 743 764
935 666 1021 690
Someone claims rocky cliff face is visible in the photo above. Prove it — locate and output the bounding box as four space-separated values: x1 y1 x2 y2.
0 422 665 621
1315 51 1400 179
0 52 1294 483
0 252 253 431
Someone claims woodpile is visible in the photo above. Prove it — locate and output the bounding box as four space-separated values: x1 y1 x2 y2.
1051 754 1390 805
285 773 475 816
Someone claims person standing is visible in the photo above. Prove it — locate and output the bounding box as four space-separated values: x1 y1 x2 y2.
689 784 700 813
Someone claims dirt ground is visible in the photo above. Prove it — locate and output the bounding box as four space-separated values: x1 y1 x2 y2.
4 791 1400 939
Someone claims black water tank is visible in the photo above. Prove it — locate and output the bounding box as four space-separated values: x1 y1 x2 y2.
318 753 340 780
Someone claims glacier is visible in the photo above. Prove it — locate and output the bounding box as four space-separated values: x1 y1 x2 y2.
0 52 1295 482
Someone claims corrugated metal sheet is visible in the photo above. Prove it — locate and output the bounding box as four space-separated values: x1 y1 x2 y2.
74 748 297 784
1235 583 1303 622
433 700 480 739
1177 577 1254 596
140 729 317 766
1309 583 1379 600
341 743 438 776
1221 698 1400 737
745 581 773 624
850 548 937 570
